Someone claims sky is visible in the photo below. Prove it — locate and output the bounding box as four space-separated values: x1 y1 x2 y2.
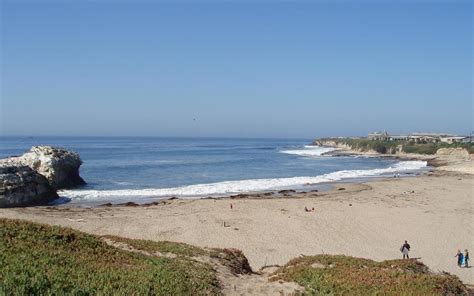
1 0 472 138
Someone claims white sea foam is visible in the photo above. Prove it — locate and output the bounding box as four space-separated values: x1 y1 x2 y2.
59 161 427 201
280 145 338 157
112 181 135 186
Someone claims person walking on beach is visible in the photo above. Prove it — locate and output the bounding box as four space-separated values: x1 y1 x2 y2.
455 250 464 267
400 240 411 259
464 249 469 267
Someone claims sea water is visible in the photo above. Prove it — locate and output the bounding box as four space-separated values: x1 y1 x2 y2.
0 137 427 205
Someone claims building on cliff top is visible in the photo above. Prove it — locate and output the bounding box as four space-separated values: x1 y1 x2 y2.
368 131 389 141
367 131 470 143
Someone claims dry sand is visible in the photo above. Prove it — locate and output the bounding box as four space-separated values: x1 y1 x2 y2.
1 163 473 285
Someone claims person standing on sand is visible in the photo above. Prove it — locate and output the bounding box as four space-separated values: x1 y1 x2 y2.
455 250 464 267
464 249 469 267
400 240 411 259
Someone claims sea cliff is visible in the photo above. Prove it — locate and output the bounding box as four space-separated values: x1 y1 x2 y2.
314 138 472 157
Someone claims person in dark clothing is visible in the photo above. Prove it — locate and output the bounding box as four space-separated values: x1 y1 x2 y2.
400 240 411 259
455 250 464 267
464 249 469 267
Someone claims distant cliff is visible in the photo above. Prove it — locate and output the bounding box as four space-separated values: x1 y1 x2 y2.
314 138 473 156
313 138 401 155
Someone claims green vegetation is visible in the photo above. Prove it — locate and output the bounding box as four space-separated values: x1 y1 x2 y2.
271 255 468 295
403 142 474 155
319 138 474 155
0 218 220 295
402 144 438 155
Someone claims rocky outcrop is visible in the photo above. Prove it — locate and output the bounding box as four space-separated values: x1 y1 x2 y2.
210 248 253 275
0 146 86 207
313 140 380 155
436 148 470 160
0 165 58 207
313 140 350 149
0 146 86 190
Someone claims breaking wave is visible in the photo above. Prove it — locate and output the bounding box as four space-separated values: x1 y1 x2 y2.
280 145 338 157
59 161 427 201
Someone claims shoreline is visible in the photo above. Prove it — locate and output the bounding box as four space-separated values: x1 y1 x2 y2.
55 155 430 207
85 181 372 208
56 174 415 208
55 175 427 208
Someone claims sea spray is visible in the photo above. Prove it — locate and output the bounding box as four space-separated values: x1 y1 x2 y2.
280 145 338 157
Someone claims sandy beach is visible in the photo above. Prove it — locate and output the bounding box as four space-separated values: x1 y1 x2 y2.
1 159 472 285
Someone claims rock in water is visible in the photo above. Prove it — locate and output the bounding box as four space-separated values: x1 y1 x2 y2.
0 165 58 207
19 146 86 189
0 146 86 207
0 146 86 190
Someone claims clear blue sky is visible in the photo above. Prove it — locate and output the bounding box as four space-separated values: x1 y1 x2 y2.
1 0 472 138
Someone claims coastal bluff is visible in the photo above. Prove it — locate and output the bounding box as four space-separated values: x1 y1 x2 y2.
313 138 472 158
0 146 85 207
314 138 473 174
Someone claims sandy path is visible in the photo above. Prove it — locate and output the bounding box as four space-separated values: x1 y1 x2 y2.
1 172 473 285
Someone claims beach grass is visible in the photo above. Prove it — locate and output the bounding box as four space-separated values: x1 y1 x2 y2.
270 255 468 295
0 218 220 295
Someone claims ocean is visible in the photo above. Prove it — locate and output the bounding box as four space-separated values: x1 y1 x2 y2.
0 137 427 205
